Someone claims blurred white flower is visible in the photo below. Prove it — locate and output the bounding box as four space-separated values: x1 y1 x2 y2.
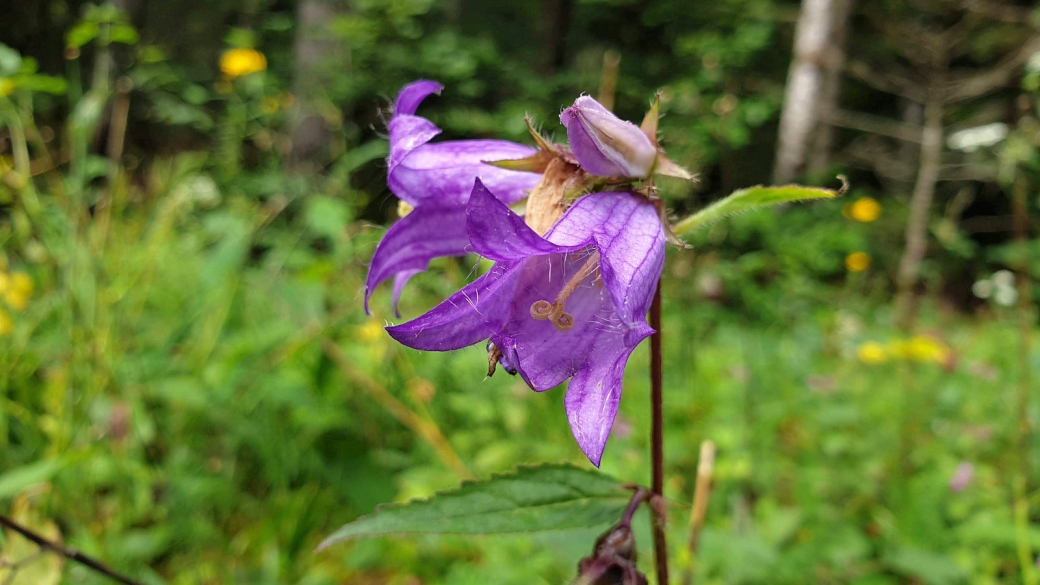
946 123 1008 153
972 279 993 299
992 269 1015 288
994 285 1018 307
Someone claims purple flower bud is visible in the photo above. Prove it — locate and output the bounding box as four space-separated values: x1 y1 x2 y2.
560 96 657 179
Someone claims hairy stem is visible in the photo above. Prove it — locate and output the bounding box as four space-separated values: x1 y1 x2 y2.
650 283 668 584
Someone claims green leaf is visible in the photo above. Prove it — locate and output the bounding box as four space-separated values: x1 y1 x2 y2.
14 74 68 95
66 20 99 49
0 459 65 500
109 23 140 45
885 547 967 585
672 179 846 237
318 463 629 550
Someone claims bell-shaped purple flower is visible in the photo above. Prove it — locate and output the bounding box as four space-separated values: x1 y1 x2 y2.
387 180 665 466
560 96 657 179
365 80 541 313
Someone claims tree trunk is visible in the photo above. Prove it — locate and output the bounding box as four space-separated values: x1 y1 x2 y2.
773 0 834 183
807 0 854 175
894 98 943 329
289 0 344 172
539 0 573 75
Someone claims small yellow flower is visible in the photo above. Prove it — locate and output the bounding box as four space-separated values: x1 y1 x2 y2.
260 96 280 115
219 48 267 79
0 309 12 336
356 320 385 342
846 197 881 222
2 272 33 311
857 342 888 365
891 335 951 365
845 251 871 272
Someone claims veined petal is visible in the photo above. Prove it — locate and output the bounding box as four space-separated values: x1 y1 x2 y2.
466 179 577 261
547 192 664 324
387 263 518 351
394 80 443 116
564 346 638 466
390 140 539 206
364 205 471 314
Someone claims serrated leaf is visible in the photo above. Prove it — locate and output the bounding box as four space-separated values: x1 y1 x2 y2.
672 180 845 237
318 463 629 550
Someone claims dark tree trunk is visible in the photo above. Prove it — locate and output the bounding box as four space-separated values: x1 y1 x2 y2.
289 0 346 172
539 0 573 75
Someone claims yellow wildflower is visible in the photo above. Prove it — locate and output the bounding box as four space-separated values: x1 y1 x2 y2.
357 320 385 342
845 251 871 272
890 335 951 365
2 272 33 311
219 48 267 79
857 342 888 365
846 197 881 222
0 309 11 336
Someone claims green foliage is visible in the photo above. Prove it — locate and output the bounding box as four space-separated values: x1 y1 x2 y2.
320 464 629 547
673 181 845 236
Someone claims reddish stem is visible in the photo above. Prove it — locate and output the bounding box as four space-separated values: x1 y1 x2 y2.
650 282 668 584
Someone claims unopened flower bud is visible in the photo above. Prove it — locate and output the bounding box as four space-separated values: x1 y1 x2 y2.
561 96 657 179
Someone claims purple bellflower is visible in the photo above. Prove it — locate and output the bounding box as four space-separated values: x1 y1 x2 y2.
364 80 541 313
387 179 665 466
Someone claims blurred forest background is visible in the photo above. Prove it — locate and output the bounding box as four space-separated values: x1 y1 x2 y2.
1 0 1040 583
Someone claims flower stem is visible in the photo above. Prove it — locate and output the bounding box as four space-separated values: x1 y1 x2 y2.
650 282 669 584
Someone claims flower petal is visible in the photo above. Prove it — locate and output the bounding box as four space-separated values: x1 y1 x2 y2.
489 249 640 393
394 80 443 116
546 192 664 325
564 346 638 466
390 140 539 206
387 263 517 351
466 179 576 261
364 205 471 314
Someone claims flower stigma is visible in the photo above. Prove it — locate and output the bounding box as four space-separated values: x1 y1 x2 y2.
529 251 601 331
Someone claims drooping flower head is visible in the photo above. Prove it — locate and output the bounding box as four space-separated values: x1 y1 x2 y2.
388 180 665 465
364 81 542 313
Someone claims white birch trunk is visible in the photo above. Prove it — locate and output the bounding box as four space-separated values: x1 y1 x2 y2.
773 0 834 183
